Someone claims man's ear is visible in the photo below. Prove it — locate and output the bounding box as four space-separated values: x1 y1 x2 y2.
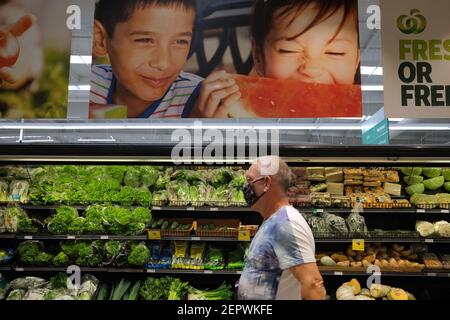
93 19 109 58
252 40 265 77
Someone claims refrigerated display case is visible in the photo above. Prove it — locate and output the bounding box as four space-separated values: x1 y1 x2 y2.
0 144 450 300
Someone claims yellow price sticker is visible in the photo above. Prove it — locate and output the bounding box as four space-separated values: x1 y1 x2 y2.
238 230 251 242
352 239 365 251
148 230 161 240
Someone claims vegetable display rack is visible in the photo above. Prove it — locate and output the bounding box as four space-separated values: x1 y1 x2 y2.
313 231 421 240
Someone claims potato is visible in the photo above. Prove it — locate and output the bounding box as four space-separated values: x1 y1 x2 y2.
331 253 348 263
337 260 350 267
381 259 390 268
374 259 382 267
346 249 357 257
362 259 371 268
398 259 406 267
389 258 399 267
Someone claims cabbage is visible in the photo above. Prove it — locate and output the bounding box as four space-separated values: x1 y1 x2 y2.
423 176 445 190
405 183 425 196
443 169 450 181
422 168 442 178
434 221 450 237
445 182 450 193
401 167 422 176
403 175 424 185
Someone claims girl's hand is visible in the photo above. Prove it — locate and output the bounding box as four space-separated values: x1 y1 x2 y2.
190 70 241 118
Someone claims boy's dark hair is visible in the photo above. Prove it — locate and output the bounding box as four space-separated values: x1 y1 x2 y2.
251 0 358 51
96 0 197 38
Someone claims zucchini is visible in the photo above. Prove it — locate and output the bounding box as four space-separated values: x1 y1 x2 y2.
156 218 164 227
109 283 116 300
170 221 179 230
112 278 131 300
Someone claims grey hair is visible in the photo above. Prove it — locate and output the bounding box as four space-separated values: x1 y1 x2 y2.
253 155 292 191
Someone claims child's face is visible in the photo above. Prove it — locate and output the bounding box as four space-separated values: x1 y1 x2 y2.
257 4 360 84
106 5 195 103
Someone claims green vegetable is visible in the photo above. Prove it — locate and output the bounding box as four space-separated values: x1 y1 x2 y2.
112 278 131 300
50 273 68 289
17 241 42 264
46 206 80 234
445 182 450 192
53 252 69 266
401 167 422 176
128 243 150 266
161 221 169 230
125 281 141 300
140 277 181 300
188 283 233 300
3 206 38 233
168 278 189 300
96 283 109 300
36 252 54 266
443 169 450 181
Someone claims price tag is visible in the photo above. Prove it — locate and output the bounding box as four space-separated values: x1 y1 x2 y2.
334 271 343 276
186 207 195 211
425 239 434 243
426 273 437 277
24 235 33 240
441 209 450 213
316 209 324 213
100 236 109 240
191 237 201 241
210 207 219 212
146 269 156 273
66 235 76 240
15 268 24 272
238 230 251 242
148 230 161 240
236 271 242 275
204 270 213 274
152 206 161 211
417 209 426 213
352 239 365 251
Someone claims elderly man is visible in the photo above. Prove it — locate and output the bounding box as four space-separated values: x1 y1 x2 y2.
238 156 325 300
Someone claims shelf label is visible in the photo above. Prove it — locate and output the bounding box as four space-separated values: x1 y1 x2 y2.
100 236 109 240
426 273 437 277
334 271 343 276
316 209 324 213
186 207 195 211
24 235 33 240
441 210 450 213
238 230 251 242
236 271 242 275
148 230 161 240
204 270 213 274
152 206 161 211
210 207 219 212
15 268 24 272
352 239 365 251
417 209 426 213
146 269 156 273
425 239 434 243
66 235 76 240
191 237 201 241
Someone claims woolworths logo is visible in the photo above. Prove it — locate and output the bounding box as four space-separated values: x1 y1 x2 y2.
397 9 427 34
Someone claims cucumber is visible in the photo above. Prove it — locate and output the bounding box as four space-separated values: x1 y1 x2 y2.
151 221 158 229
112 278 131 300
156 218 164 227
125 280 141 300
170 221 179 230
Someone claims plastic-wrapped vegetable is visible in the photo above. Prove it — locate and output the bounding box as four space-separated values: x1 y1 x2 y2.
0 274 9 300
7 289 26 300
346 212 368 233
23 288 50 300
204 246 224 270
189 185 200 205
307 214 328 233
416 220 435 237
9 180 29 203
0 180 8 202
77 275 99 300
324 213 348 233
123 167 141 188
10 277 48 290
0 209 5 233
434 221 450 238
0 248 14 265
211 186 230 207
141 167 159 187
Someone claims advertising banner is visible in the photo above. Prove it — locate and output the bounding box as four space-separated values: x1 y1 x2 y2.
89 0 362 119
0 0 72 119
380 0 450 118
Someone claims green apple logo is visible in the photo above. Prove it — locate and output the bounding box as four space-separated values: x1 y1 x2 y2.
397 9 427 34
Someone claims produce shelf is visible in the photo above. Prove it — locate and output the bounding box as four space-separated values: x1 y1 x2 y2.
319 269 450 278
0 234 16 239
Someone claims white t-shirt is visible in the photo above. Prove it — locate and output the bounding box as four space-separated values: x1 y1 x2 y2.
238 205 316 300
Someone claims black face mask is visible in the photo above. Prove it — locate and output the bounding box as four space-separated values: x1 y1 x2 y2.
243 177 267 207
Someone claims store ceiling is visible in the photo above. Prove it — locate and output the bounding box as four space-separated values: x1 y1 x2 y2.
58 0 449 145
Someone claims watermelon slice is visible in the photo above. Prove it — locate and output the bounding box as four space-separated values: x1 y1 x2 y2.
89 104 128 119
220 75 362 118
